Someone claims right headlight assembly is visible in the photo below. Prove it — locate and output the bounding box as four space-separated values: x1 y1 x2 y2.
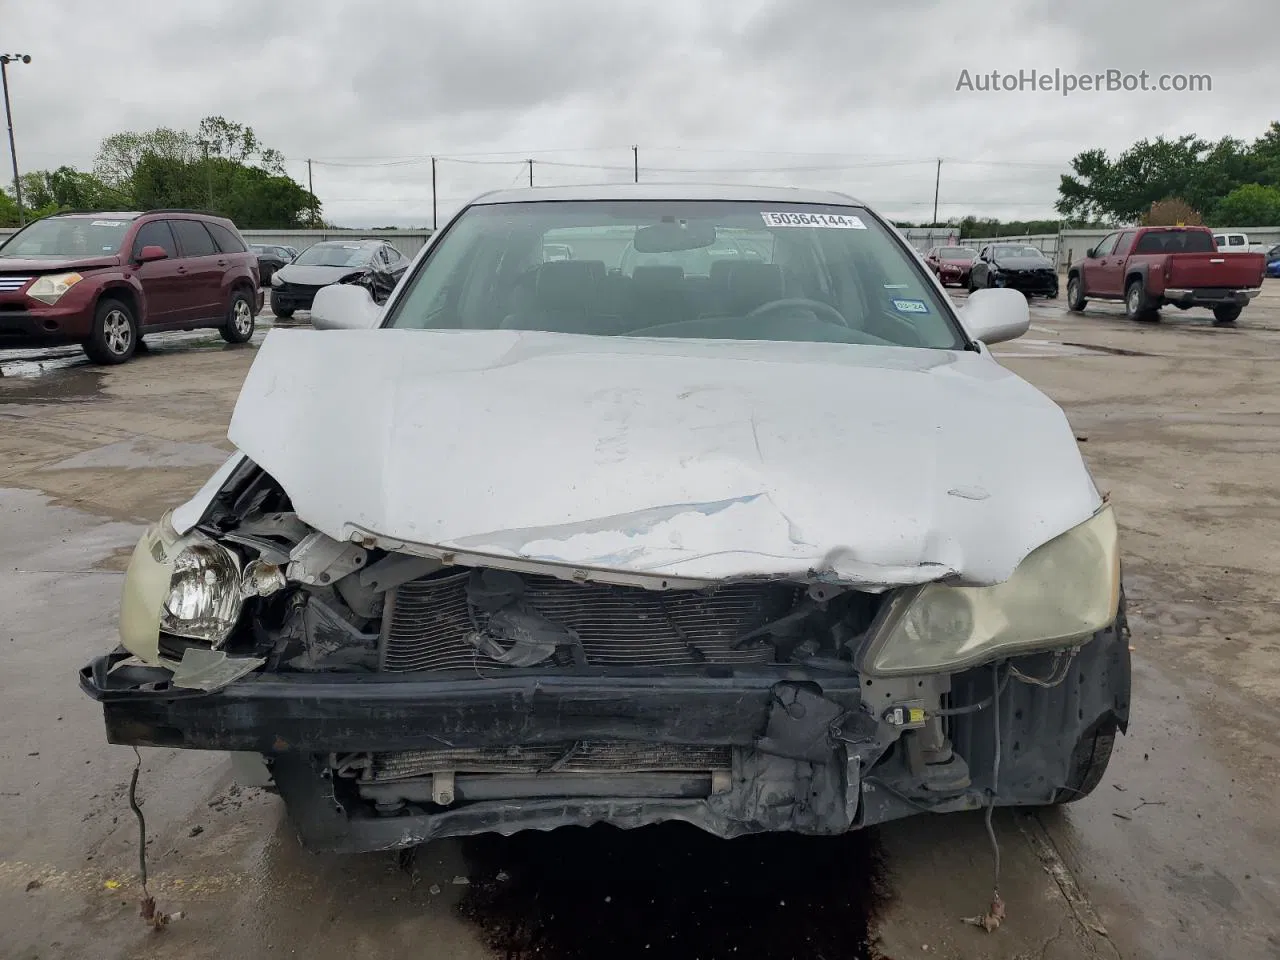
863 505 1120 676
118 512 245 665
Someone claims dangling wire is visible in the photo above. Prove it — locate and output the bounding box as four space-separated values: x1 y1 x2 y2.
965 662 1006 931
128 747 180 929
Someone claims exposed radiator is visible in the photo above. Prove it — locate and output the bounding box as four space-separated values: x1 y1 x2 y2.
380 569 799 672
360 742 734 781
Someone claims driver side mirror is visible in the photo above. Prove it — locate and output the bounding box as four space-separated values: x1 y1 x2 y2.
135 245 169 263
1085 247 1097 258
958 287 1029 346
310 283 383 331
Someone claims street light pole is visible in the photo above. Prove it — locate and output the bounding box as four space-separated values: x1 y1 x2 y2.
0 54 31 226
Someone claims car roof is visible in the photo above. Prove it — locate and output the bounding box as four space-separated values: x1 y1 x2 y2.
47 211 144 220
310 238 384 246
470 182 865 206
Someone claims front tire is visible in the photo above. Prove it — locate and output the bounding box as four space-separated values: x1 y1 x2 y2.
221 289 256 343
1066 275 1086 311
1049 602 1129 804
270 293 294 319
83 297 138 365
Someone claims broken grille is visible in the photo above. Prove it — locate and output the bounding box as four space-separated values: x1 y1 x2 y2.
380 569 799 672
360 742 734 781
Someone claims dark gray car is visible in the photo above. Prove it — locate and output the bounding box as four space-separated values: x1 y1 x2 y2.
968 243 1059 298
269 239 408 318
249 244 296 286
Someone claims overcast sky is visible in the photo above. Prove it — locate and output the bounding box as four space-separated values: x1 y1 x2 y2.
6 0 1274 227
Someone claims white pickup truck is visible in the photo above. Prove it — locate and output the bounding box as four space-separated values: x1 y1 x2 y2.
1212 232 1270 254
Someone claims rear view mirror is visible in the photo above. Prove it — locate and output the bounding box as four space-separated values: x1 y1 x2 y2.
136 245 169 263
633 221 717 253
957 287 1029 345
310 283 383 331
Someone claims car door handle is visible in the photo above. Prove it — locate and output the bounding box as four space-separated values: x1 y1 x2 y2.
217 259 228 266
177 266 187 273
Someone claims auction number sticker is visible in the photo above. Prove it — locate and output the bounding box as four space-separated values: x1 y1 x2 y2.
761 211 866 229
891 298 930 314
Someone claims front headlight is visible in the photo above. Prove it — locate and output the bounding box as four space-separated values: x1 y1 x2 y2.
27 272 83 305
865 505 1120 675
271 272 284 287
160 536 244 643
118 514 245 662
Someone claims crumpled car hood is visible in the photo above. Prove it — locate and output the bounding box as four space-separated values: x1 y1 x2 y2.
227 329 1100 588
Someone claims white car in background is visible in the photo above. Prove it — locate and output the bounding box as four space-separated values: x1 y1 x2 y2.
82 184 1130 853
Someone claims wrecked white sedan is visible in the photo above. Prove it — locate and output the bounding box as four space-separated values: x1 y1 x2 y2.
81 185 1130 852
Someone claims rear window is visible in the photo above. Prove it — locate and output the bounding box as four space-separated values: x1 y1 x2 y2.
1134 231 1215 254
206 221 248 254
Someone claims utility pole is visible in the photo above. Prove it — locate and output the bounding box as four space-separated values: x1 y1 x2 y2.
932 158 941 226
633 145 638 183
527 158 533 187
201 140 213 209
307 158 317 227
0 54 31 226
431 157 437 231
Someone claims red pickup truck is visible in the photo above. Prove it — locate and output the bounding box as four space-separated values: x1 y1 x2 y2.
1066 226 1265 325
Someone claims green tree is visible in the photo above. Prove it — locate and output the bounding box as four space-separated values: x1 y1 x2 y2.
1211 184 1280 227
93 116 318 227
20 166 124 212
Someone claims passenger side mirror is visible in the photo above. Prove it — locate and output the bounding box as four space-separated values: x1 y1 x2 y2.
1085 247 1096 259
310 282 383 331
136 245 169 263
957 287 1030 345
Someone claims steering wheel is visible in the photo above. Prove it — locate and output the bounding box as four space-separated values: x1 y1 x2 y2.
746 298 851 328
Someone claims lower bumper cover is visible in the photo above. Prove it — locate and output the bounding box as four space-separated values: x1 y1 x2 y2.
80 614 1131 852
995 273 1058 294
0 310 87 347
1162 287 1259 307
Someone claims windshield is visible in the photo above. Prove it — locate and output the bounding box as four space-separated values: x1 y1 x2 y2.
294 243 373 267
0 216 132 258
993 245 1043 259
385 200 966 349
940 247 977 259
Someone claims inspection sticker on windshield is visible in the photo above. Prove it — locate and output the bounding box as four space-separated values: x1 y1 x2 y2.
891 298 930 314
91 220 125 227
761 212 866 229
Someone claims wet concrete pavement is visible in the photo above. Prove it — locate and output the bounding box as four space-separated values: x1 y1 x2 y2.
2 296 1279 959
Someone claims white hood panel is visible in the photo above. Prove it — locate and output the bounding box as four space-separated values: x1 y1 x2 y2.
227 329 1100 588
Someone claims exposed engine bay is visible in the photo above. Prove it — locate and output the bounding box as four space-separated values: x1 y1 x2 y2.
84 459 1131 852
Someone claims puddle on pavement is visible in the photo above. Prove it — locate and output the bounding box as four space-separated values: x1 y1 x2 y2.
451 823 886 960
39 435 231 471
0 363 106 404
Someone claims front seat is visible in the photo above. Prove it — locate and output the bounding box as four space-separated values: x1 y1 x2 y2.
501 260 601 333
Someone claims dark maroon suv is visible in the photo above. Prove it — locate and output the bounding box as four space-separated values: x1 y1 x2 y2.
0 210 264 364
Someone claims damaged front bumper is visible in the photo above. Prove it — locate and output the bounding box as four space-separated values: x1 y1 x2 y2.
80 616 1130 853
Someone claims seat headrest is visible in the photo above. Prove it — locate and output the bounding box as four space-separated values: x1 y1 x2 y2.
535 260 599 311
726 262 784 313
631 264 685 286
